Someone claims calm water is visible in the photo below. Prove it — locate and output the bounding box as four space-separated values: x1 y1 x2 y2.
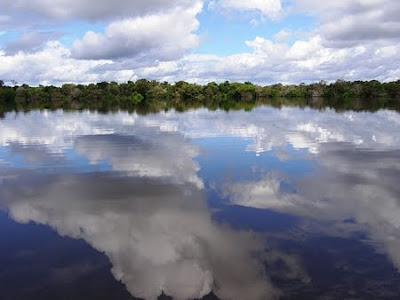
1 107 400 300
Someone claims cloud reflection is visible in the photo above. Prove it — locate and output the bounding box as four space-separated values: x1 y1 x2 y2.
0 172 276 300
224 143 400 271
0 110 282 300
1 107 400 297
74 134 203 188
2 108 400 158
0 111 203 187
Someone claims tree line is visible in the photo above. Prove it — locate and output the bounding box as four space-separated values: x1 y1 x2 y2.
1 79 400 113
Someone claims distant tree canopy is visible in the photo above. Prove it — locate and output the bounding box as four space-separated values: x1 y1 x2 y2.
1 79 400 113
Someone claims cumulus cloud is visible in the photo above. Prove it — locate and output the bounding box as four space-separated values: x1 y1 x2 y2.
0 42 114 85
274 29 292 42
0 0 202 74
129 0 400 83
0 0 399 84
71 2 202 60
3 31 399 85
1 0 196 21
292 0 400 47
108 32 399 84
217 0 283 19
188 34 399 83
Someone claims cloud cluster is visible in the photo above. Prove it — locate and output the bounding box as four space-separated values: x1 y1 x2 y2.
1 0 195 21
2 33 399 85
214 0 282 19
0 42 113 85
143 33 400 84
293 0 400 46
0 0 203 84
0 0 399 84
71 2 202 61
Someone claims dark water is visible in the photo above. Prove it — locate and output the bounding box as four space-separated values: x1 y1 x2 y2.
1 107 400 300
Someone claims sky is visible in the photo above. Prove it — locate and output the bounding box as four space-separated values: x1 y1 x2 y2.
0 0 399 86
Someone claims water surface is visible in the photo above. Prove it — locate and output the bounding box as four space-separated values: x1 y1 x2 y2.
1 107 400 299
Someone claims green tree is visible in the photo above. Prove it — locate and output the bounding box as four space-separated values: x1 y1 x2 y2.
129 91 144 104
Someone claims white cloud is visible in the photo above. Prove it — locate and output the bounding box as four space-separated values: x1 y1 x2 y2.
0 0 399 84
0 0 202 74
274 29 292 42
165 34 400 84
0 2 203 83
292 0 400 47
0 42 115 85
71 2 202 60
3 31 398 85
218 0 283 19
1 0 196 21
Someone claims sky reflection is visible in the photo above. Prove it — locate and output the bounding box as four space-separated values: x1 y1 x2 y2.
1 107 400 299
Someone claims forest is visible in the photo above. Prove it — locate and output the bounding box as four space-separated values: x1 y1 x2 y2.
1 79 400 113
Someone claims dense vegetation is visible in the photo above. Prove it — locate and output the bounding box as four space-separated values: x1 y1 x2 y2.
1 79 400 114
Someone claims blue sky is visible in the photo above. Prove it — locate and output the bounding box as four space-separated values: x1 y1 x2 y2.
0 0 399 85
195 7 314 55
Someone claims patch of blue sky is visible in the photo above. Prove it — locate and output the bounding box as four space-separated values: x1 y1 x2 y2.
192 136 315 188
0 30 19 46
194 9 315 55
58 21 107 48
